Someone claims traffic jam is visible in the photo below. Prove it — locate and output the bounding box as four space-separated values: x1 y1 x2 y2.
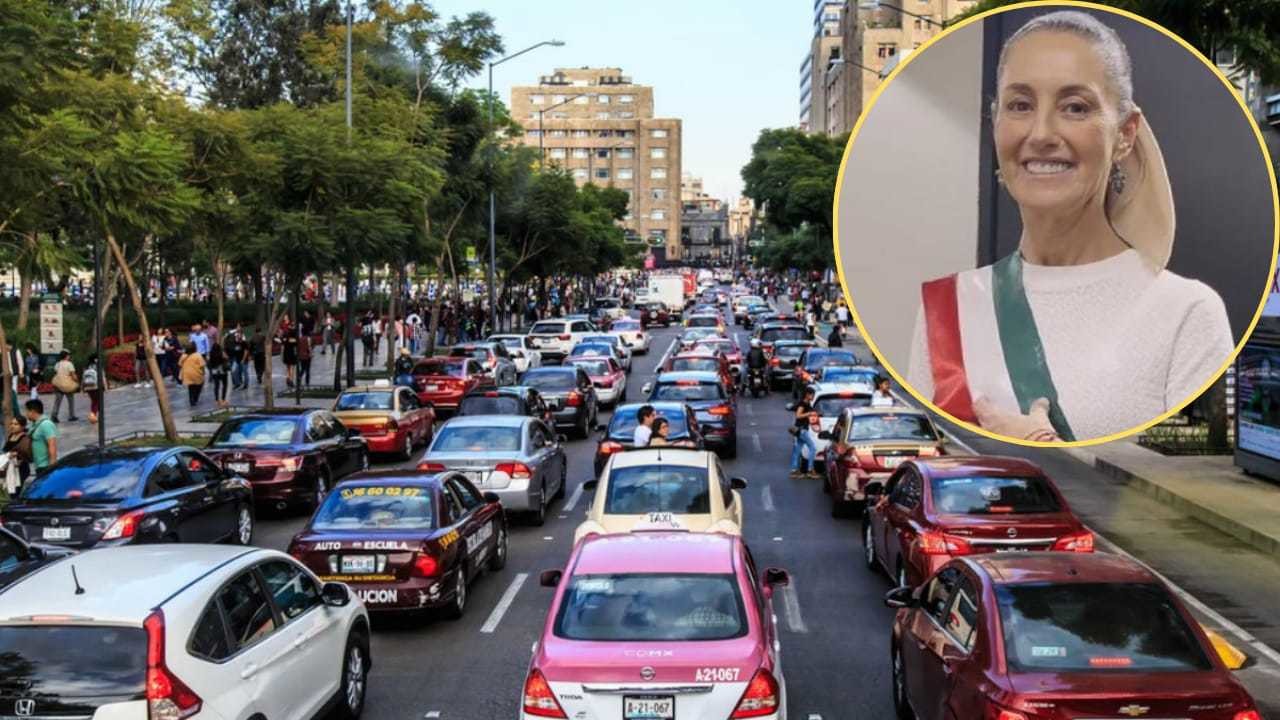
0 268 1271 720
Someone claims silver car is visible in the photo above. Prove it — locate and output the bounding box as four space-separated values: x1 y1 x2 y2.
417 415 567 526
580 334 633 372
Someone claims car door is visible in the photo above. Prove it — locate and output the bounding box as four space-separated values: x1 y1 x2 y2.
455 476 501 553
915 567 974 720
147 453 218 542
743 545 781 680
438 483 470 576
257 559 341 720
886 470 922 584
526 423 554 497
212 568 292 720
0 532 36 587
871 469 904 569
447 478 495 568
176 451 238 542
903 567 960 720
716 460 741 528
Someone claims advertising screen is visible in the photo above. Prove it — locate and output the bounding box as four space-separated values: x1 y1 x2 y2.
1237 343 1280 461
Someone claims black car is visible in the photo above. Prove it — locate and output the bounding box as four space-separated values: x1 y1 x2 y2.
645 371 738 458
754 321 811 355
521 366 599 438
0 526 72 590
457 385 553 425
592 401 703 476
3 447 255 550
768 339 817 388
792 347 864 399
204 408 369 511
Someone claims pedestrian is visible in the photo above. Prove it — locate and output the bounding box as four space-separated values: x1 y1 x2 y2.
23 344 40 401
322 312 335 355
790 388 819 478
4 415 32 495
82 354 102 424
179 342 206 407
191 323 210 357
280 318 298 388
871 376 895 407
208 342 230 408
250 327 266 384
25 399 57 471
133 336 150 388
226 325 248 390
163 328 182 382
297 333 312 387
49 350 78 423
394 347 414 387
836 301 851 327
827 323 845 348
204 320 219 349
361 312 376 366
634 405 656 447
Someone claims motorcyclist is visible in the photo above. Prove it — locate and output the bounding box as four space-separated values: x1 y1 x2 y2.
745 338 769 394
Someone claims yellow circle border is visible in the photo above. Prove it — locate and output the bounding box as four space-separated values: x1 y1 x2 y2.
831 0 1280 448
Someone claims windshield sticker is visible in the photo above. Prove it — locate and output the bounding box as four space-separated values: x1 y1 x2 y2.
1031 646 1067 658
980 486 1003 501
340 486 423 499
574 578 615 594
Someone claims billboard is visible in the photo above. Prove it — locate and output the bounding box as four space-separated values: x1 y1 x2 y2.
1237 342 1280 460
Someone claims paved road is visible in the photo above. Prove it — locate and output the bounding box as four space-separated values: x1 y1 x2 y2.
243 311 1280 720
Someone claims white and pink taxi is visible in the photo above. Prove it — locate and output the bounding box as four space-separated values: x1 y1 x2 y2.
523 532 790 719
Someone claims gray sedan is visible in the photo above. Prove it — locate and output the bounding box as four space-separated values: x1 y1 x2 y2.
417 415 567 525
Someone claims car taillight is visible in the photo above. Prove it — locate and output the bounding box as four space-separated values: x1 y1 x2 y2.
1052 531 1094 552
385 418 399 432
144 610 202 720
496 462 533 480
523 668 567 718
707 404 732 416
417 461 446 472
918 530 971 556
1234 710 1262 720
769 358 780 366
412 552 439 577
986 709 1028 720
566 391 583 407
599 441 623 454
731 669 780 718
558 334 571 341
277 456 301 472
100 510 144 540
597 378 614 388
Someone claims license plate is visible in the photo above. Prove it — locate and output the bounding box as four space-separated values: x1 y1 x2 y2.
879 456 906 468
425 384 439 392
43 526 71 541
995 547 1030 553
341 555 377 573
463 471 485 486
623 695 674 720
227 461 251 474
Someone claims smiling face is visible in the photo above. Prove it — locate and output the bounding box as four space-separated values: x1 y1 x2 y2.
994 31 1137 217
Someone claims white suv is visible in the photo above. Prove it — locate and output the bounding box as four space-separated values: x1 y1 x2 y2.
0 545 371 720
527 318 597 363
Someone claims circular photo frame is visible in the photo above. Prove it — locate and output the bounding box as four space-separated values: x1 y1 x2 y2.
834 0 1279 447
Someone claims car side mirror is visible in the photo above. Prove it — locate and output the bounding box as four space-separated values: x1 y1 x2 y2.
883 586 917 609
483 491 501 504
730 476 747 490
26 545 46 560
817 430 833 441
763 567 790 587
539 569 563 588
642 383 652 395
864 481 885 498
321 582 352 607
583 478 599 490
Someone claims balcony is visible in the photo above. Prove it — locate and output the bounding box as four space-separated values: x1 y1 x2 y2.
598 75 632 85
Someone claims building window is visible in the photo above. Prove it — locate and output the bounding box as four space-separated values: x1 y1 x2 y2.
650 148 666 159
573 168 588 180
650 210 665 220
617 168 633 180
615 111 635 119
596 112 610 119
650 129 668 139
548 148 566 159
573 95 589 104
549 129 567 138
530 94 545 105
572 148 589 159
597 94 610 104
596 149 610 158
550 112 569 119
650 167 667 179
618 130 635 138
617 148 634 159
651 188 666 200
619 94 634 103
595 168 610 179
878 44 897 58
572 129 590 138
552 94 566 104
526 130 542 138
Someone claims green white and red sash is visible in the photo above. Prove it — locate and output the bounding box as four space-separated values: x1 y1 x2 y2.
922 253 1076 441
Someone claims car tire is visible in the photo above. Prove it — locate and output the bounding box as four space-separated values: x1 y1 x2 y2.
442 565 468 620
314 469 332 510
530 484 547 526
232 504 254 545
487 522 508 571
553 465 567 500
896 561 909 589
399 432 413 462
863 520 878 571
891 643 915 720
336 632 370 720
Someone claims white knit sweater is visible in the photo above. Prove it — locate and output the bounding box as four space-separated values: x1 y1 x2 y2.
906 249 1233 440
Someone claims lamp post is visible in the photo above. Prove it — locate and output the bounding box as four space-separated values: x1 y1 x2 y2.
487 40 564 336
858 0 945 28
343 0 357 388
537 92 592 169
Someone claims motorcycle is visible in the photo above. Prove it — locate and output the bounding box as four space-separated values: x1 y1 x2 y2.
746 366 769 398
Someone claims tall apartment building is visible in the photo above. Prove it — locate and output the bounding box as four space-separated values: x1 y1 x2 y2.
510 67 684 260
799 0 845 133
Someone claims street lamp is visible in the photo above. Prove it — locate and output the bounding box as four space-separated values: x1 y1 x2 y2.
827 57 888 78
858 0 946 28
487 39 564 335
537 92 592 169
343 0 356 388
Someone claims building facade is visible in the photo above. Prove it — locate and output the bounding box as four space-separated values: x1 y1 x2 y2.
800 0 845 134
680 173 731 264
510 67 684 260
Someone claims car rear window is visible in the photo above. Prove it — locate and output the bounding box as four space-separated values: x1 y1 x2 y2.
582 336 617 346
819 368 878 385
997 583 1211 672
530 322 566 335
687 316 720 328
23 457 146 501
651 382 724 402
570 359 612 376
458 396 521 415
0 625 146 697
555 573 746 641
670 358 720 374
930 475 1062 514
431 426 521 452
613 321 641 331
608 408 690 442
211 418 298 446
774 344 809 359
849 414 937 442
448 347 490 361
570 344 613 358
814 394 872 416
312 485 435 531
522 370 575 391
604 465 710 514
415 360 465 377
806 350 859 369
335 392 393 411
760 327 809 343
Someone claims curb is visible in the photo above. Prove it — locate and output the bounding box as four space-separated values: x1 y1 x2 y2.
1061 447 1280 558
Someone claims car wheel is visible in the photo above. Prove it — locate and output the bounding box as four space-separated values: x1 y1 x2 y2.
892 643 915 720
336 633 370 720
442 566 467 620
314 469 332 510
487 522 508 571
399 432 413 462
530 484 547 526
896 561 908 589
863 521 878 570
361 450 370 471
553 465 567 500
233 505 254 545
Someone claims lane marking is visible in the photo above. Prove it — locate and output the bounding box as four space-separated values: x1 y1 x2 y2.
780 581 808 633
762 485 775 512
746 403 755 416
480 572 528 634
542 536 554 541
563 482 585 512
752 433 763 454
772 536 783 541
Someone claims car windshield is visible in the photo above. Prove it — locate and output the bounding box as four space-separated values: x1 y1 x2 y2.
687 317 720 328
23 456 147 501
530 322 566 335
608 408 689 442
431 425 522 452
582 336 617 346
695 341 734 355
670 358 720 373
774 344 810 359
0 626 146 697
493 338 522 350
849 414 938 441
523 370 575 391
652 382 724 402
571 344 613 358
820 368 878 385
997 583 1211 672
449 347 490 361
311 485 434 531
613 321 641 331
571 360 612 376
814 394 872 416
761 327 809 343
930 475 1062 514
459 396 521 415
805 350 859 369
211 418 298 446
335 392 393 411
415 360 465 377
604 464 710 514
555 573 746 641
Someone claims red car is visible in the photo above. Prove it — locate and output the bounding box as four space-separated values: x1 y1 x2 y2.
564 355 628 407
862 455 1092 589
661 350 734 393
331 383 436 459
821 407 946 514
413 356 494 411
693 337 743 382
884 553 1261 720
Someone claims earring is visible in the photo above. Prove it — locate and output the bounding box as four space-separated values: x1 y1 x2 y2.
1109 164 1127 195
995 168 1005 186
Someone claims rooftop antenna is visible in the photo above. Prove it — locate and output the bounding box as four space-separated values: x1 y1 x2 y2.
71 565 85 595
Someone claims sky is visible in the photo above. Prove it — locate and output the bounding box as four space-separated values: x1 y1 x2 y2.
433 0 813 203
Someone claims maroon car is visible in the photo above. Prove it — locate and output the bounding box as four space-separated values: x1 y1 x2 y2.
287 470 507 617
412 356 494 412
884 553 1261 720
863 456 1092 589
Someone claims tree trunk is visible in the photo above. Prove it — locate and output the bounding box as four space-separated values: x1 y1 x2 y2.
157 258 167 328
0 319 14 428
385 263 400 371
15 266 32 331
252 268 266 330
116 287 124 345
215 264 226 334
106 232 178 441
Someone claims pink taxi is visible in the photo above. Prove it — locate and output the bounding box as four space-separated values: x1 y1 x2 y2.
523 532 790 719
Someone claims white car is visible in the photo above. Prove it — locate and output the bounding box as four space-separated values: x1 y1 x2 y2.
608 318 650 355
593 297 628 321
0 544 371 720
526 318 597 363
488 334 542 374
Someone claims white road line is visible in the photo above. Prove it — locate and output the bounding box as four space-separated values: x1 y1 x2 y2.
761 485 775 512
480 572 528 634
752 433 763 454
781 581 808 633
563 482 585 512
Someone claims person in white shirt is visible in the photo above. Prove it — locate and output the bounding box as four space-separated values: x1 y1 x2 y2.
633 405 656 447
871 377 894 407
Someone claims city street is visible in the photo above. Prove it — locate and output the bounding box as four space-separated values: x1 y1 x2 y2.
234 312 1280 720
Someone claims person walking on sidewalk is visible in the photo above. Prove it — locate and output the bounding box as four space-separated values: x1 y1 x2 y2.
163 328 182 382
790 387 819 478
23 345 40 401
82 354 102 425
226 325 249 390
191 323 210 358
133 336 150 388
279 316 298 388
5 415 32 495
322 312 335 355
25 399 57 471
297 334 312 387
50 350 78 423
179 343 206 407
250 327 266 384
208 342 229 409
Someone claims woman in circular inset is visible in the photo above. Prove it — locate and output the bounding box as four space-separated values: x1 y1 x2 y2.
906 10 1231 442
